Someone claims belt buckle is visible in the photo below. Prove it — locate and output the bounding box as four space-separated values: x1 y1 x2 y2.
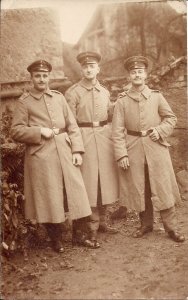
92 121 100 127
141 130 147 137
53 128 59 135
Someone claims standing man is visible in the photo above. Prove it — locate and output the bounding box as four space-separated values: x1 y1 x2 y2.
112 55 185 243
11 60 91 253
65 51 119 248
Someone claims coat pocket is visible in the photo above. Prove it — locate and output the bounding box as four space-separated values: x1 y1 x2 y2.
28 141 45 155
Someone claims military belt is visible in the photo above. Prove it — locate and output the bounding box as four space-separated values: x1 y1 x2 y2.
53 128 67 135
127 129 153 137
78 120 108 128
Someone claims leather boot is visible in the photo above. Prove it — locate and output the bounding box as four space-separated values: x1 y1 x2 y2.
168 231 185 243
44 223 64 253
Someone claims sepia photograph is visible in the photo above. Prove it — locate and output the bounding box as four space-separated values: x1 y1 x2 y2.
1 0 187 299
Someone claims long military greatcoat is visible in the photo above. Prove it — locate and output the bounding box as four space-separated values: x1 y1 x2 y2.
65 79 119 207
112 85 181 212
11 88 91 223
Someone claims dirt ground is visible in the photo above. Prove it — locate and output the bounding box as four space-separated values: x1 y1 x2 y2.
2 200 188 300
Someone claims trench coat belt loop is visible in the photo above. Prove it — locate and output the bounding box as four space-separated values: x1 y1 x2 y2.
78 120 108 128
127 129 153 137
53 128 67 135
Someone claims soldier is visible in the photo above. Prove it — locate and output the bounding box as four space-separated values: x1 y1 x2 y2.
112 55 185 243
11 60 91 253
65 51 119 248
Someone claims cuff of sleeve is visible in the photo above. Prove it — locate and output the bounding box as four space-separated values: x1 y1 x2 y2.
155 127 162 138
117 155 128 162
71 145 85 154
72 151 84 154
155 126 164 139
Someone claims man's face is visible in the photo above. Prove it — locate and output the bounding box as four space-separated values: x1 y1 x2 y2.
81 63 100 80
129 68 147 86
31 71 50 91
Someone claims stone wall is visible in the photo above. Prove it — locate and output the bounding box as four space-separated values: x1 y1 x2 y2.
0 7 64 82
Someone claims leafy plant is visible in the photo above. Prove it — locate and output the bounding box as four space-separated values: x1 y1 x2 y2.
1 110 29 256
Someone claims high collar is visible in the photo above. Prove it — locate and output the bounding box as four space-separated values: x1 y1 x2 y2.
127 85 152 101
29 87 53 100
79 78 101 91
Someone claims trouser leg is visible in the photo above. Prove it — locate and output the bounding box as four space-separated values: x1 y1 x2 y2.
43 223 63 242
43 223 64 252
63 179 69 213
139 163 154 228
160 206 178 233
87 174 118 238
97 176 108 227
87 175 102 240
160 206 185 242
97 178 118 233
72 217 88 242
99 205 108 227
87 207 100 240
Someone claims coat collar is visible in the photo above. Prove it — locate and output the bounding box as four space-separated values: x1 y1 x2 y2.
141 85 152 99
29 87 53 99
79 78 101 91
127 85 152 101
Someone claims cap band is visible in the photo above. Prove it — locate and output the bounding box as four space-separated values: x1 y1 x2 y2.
77 51 101 65
32 67 49 72
124 56 148 71
81 57 99 65
129 62 146 70
27 60 52 73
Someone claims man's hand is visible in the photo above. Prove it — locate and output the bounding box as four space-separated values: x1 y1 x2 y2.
41 127 53 139
117 156 130 170
72 153 82 166
149 127 160 142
